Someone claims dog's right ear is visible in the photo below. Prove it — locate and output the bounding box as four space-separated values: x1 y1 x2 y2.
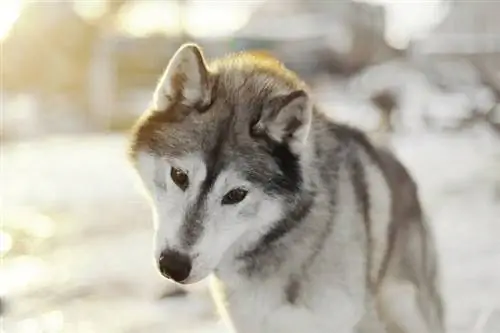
252 90 312 155
152 43 211 111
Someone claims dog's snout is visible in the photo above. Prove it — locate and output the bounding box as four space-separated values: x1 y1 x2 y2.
158 250 192 283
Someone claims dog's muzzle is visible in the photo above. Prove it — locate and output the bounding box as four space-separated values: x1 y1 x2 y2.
157 250 192 283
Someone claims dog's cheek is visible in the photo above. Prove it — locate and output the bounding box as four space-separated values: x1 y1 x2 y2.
239 200 261 220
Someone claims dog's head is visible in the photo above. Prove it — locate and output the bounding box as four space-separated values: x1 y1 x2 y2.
128 44 313 284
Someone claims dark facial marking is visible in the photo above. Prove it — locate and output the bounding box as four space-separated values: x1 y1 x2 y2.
248 91 304 195
239 192 314 274
178 112 233 248
246 132 302 195
256 196 313 248
267 141 302 194
179 171 219 249
180 194 205 248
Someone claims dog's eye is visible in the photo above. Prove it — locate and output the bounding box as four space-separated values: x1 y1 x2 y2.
222 188 248 205
171 167 189 191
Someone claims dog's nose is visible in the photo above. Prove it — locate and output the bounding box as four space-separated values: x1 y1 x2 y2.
158 250 192 283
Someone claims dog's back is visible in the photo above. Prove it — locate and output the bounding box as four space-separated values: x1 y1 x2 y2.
319 121 445 332
272 116 446 333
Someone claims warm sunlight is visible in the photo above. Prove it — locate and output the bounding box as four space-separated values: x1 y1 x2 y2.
117 1 182 37
116 0 264 38
0 0 24 41
185 0 264 38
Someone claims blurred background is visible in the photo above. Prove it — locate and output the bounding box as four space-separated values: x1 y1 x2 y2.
1 0 499 332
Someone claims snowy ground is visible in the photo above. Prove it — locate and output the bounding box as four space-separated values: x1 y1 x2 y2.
1 120 500 332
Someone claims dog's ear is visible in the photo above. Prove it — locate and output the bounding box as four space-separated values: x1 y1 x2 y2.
152 43 211 111
252 90 312 152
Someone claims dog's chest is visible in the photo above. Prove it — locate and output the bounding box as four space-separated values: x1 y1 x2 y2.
211 277 286 332
210 276 355 333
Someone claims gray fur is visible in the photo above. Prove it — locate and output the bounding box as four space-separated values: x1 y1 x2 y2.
128 44 445 333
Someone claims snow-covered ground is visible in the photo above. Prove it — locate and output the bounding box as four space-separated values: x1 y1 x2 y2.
1 113 500 332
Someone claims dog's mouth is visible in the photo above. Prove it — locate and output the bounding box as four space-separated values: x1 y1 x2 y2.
173 273 207 285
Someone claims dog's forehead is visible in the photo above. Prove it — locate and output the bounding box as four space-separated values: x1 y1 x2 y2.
129 53 305 182
131 118 298 198
133 110 260 168
132 116 281 191
131 102 263 167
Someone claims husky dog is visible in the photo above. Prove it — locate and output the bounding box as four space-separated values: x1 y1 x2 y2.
127 43 445 333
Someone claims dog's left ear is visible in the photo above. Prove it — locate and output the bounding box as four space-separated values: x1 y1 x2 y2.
252 90 312 153
152 43 211 111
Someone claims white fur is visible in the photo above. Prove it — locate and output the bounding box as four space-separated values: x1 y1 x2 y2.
209 162 371 333
136 152 205 255
135 151 285 284
379 279 433 333
132 44 443 333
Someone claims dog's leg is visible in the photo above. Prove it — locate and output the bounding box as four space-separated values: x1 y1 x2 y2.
378 278 443 333
376 222 445 333
354 300 389 333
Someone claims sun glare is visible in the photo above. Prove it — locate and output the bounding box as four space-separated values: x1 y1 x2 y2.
117 1 182 37
116 0 264 38
185 1 263 38
0 0 24 41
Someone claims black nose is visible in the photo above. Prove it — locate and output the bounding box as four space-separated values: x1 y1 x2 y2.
158 250 192 283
